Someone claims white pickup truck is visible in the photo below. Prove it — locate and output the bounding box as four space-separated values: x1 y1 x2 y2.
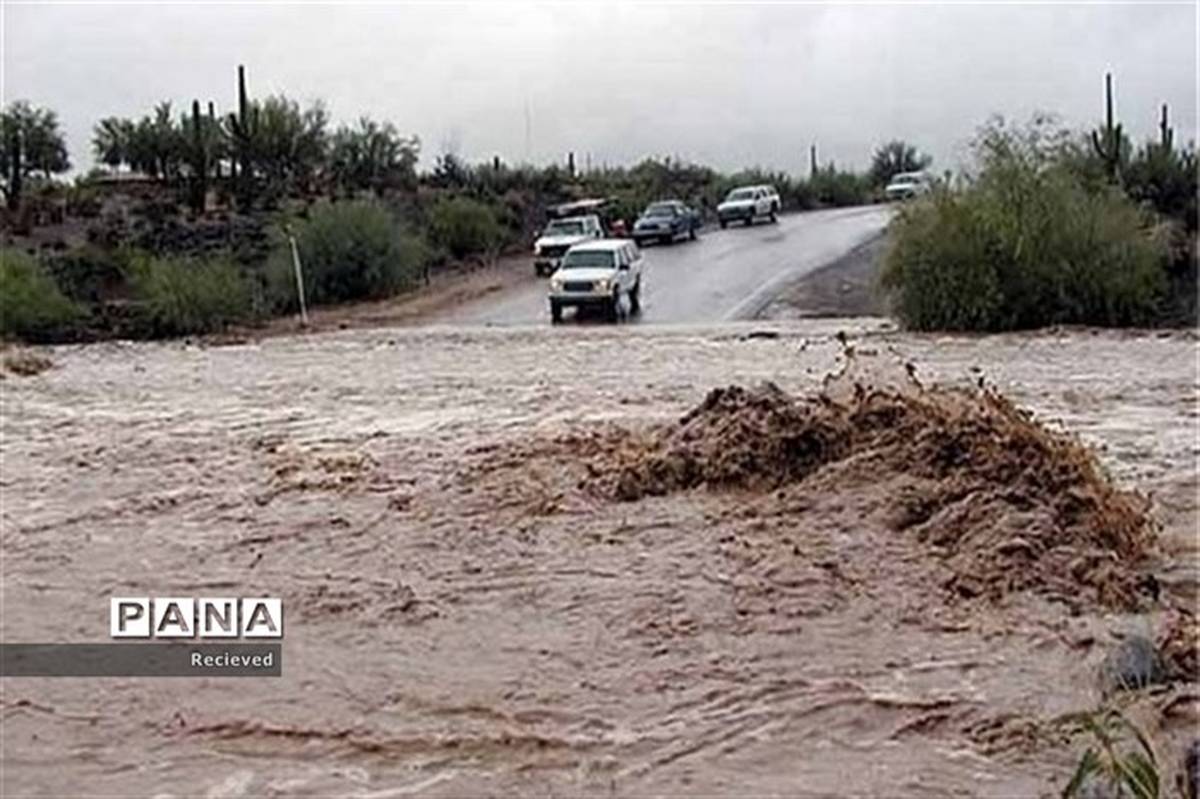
533 215 604 276
717 185 780 228
548 239 643 323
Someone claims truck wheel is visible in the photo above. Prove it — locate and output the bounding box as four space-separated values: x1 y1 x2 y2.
606 292 620 323
768 207 778 223
688 226 697 240
629 280 641 315
719 219 727 229
550 301 563 324
744 215 754 227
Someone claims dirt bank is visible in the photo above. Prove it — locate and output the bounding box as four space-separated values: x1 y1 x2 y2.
1 321 1196 796
241 253 536 339
757 232 888 319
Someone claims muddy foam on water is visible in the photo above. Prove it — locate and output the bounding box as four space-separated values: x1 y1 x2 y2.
593 350 1156 609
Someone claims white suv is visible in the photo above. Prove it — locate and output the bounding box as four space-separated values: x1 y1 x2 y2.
884 171 932 201
533 215 604 276
548 240 643 323
717 185 780 227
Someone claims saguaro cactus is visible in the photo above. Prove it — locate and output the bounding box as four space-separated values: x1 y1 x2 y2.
6 124 20 211
1159 103 1174 151
208 101 222 180
227 65 257 208
1090 72 1124 180
187 100 209 213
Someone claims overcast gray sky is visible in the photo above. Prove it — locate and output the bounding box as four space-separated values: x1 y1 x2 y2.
2 2 1196 176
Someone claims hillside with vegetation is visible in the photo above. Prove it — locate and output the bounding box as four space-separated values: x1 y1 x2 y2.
0 65 888 343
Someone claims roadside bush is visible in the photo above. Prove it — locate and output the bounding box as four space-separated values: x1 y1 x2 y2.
43 246 126 303
0 249 87 342
881 119 1167 331
427 196 502 259
127 252 253 336
267 200 427 310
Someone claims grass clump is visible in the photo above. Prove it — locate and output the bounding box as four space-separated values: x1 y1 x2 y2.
0 249 87 342
881 117 1168 331
127 252 253 336
1063 709 1160 799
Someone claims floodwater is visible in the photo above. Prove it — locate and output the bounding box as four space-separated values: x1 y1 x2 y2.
1 320 1196 796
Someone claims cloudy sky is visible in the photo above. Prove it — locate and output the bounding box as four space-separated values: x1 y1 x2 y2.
2 2 1196 176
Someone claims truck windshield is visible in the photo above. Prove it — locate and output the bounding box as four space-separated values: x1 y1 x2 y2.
545 220 586 235
727 189 756 201
560 250 616 269
645 204 677 217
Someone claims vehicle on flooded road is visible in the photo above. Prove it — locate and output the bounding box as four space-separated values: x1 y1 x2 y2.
632 200 701 246
717 185 780 227
532 215 604 276
548 239 643 323
884 171 933 200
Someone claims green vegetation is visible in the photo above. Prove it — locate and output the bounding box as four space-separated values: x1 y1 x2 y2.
1063 709 1160 799
1 101 71 211
267 200 428 310
0 250 87 342
329 117 419 197
881 112 1187 331
427 196 503 260
126 252 253 337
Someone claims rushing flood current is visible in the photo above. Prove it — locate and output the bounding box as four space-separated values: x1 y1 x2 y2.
1 320 1196 796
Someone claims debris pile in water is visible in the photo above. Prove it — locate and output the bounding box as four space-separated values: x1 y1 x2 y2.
1159 609 1199 682
603 365 1155 608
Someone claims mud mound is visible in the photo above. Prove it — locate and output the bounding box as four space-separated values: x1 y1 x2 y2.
605 380 1155 608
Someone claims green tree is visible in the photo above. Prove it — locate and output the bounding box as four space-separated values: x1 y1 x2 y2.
1 101 71 209
115 102 185 180
869 140 932 187
329 117 419 196
250 95 328 197
92 116 135 171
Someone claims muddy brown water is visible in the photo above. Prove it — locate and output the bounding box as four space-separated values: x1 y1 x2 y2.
1 320 1196 796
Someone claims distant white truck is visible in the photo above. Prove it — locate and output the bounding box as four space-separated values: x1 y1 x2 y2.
532 215 604 276
884 171 933 200
717 185 780 227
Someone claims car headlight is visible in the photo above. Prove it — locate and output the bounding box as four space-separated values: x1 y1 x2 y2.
550 278 563 292
594 278 610 293
534 244 543 256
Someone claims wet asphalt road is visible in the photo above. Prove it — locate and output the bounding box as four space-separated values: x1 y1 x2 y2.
445 204 892 325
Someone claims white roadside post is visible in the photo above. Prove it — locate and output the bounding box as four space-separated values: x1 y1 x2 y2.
287 230 309 327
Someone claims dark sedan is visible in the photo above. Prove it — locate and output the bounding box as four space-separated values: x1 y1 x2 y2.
632 200 701 246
